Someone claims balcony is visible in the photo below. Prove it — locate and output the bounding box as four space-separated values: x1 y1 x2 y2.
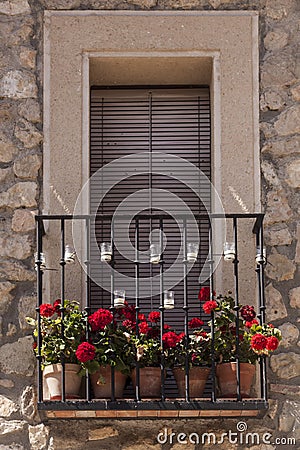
34 212 269 419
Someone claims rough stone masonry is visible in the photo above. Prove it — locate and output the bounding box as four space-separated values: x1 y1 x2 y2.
0 0 300 449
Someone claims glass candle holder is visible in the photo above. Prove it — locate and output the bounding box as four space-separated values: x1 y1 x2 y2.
34 252 46 272
64 245 76 263
150 243 161 264
114 290 126 309
256 246 267 265
100 242 112 262
223 242 236 261
187 242 199 263
164 291 175 309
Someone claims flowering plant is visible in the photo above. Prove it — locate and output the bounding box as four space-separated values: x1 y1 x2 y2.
26 299 86 368
164 318 211 368
198 288 282 364
76 306 134 376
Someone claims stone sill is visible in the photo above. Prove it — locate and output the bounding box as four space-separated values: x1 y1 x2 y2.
38 399 268 420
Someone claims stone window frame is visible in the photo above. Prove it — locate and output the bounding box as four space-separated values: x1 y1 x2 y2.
43 9 260 323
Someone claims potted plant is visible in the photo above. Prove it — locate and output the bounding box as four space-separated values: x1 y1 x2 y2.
199 288 282 398
27 299 86 400
120 308 178 398
165 318 211 398
76 306 133 399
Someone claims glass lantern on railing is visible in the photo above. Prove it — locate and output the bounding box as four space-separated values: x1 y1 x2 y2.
164 291 175 309
150 243 161 264
64 245 76 263
223 241 236 261
100 242 112 262
114 289 126 309
256 246 267 265
34 252 46 272
187 242 199 263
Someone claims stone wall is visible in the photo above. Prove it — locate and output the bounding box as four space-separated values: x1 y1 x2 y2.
0 0 299 449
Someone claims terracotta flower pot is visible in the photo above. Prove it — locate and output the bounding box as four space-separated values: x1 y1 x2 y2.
216 362 256 398
131 367 164 398
173 366 210 398
90 366 127 399
43 363 82 400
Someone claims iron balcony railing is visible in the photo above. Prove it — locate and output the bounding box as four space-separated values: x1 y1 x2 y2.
35 212 268 416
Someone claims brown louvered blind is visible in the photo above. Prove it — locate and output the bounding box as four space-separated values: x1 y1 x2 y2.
90 88 211 320
90 87 211 396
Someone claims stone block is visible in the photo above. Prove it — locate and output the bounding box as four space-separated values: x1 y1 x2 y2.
0 394 18 417
0 419 26 435
88 426 119 440
0 233 32 260
28 424 49 450
14 154 41 179
285 160 300 188
18 296 36 331
274 105 300 136
261 160 281 187
262 136 300 158
0 132 18 163
270 352 300 379
0 281 15 315
0 181 37 208
265 252 296 282
0 70 37 99
0 444 23 450
0 379 14 389
18 99 41 123
291 84 300 102
279 323 299 348
264 30 289 51
21 385 37 420
264 223 292 246
14 119 43 149
0 0 30 15
19 47 36 70
0 336 35 376
0 260 35 281
12 209 36 232
289 286 300 309
264 190 292 226
265 284 287 322
265 0 295 20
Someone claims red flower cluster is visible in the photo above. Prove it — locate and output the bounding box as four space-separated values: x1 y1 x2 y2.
266 336 279 351
148 311 160 323
162 331 184 348
240 305 256 322
245 319 259 328
76 342 96 363
250 333 268 351
122 304 136 322
138 313 146 321
122 319 135 330
40 303 55 317
198 287 210 302
202 300 218 315
88 308 113 332
188 318 204 329
139 321 150 334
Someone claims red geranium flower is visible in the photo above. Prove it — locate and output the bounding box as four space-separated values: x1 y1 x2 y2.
240 305 256 321
245 319 259 328
139 321 150 334
188 317 204 329
202 300 218 314
122 319 135 330
162 331 182 348
75 342 96 363
266 336 279 351
250 333 268 352
88 308 113 332
198 287 211 302
164 324 171 330
138 313 146 322
148 311 160 323
40 303 56 317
